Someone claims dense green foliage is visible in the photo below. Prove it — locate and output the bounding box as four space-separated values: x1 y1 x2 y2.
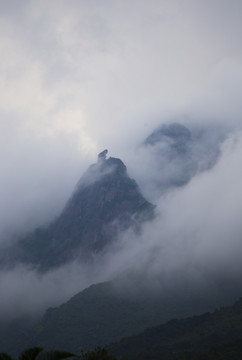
18 347 43 360
0 354 13 360
0 347 116 360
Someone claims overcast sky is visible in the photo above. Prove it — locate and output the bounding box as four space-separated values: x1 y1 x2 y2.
1 0 242 317
1 0 242 237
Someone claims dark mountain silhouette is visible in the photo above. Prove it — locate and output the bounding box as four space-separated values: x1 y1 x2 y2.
1 151 154 271
0 278 228 356
108 297 242 360
1 122 227 269
1 278 242 357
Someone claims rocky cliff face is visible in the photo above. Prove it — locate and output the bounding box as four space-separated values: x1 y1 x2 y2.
3 151 154 271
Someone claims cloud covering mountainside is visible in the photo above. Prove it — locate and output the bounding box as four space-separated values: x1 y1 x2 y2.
1 122 242 319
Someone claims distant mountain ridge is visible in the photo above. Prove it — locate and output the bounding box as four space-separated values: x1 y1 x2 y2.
108 297 242 359
142 122 226 195
1 278 242 356
0 278 228 355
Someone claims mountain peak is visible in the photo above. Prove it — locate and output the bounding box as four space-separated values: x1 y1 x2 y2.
78 153 127 189
3 153 154 271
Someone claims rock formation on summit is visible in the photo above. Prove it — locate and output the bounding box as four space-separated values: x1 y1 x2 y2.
98 149 108 160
